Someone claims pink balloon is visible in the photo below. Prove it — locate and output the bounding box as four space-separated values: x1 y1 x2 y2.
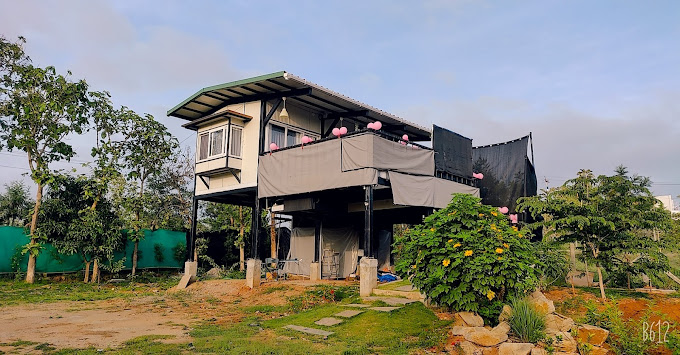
367 122 376 130
339 127 348 135
402 134 409 141
473 172 484 180
269 143 279 151
373 121 382 130
499 207 509 214
301 136 311 144
509 214 518 224
400 141 407 145
332 128 340 137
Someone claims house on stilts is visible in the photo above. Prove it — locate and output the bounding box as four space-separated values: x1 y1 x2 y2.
168 71 537 280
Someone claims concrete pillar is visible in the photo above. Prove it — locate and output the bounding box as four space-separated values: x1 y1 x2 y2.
246 258 261 289
310 262 321 282
360 257 378 297
176 261 198 290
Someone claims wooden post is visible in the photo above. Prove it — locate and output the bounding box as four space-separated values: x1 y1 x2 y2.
270 210 277 267
364 185 374 257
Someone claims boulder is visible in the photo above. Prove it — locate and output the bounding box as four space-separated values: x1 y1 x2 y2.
499 343 533 355
527 290 555 314
590 345 610 355
530 348 547 355
498 304 513 322
492 321 510 335
576 324 610 346
546 329 578 353
204 267 222 279
457 340 482 355
546 314 575 333
451 325 475 336
457 312 485 327
464 327 508 347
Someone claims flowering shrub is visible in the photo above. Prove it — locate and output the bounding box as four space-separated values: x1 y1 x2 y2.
394 194 539 323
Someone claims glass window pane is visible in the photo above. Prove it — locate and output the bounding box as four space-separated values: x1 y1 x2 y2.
271 125 285 149
210 129 224 156
199 133 209 160
229 126 242 158
286 129 299 147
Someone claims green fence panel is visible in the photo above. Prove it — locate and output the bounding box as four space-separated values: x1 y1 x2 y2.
1 226 186 273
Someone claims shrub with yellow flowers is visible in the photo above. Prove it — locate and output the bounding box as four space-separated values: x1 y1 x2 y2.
394 194 539 324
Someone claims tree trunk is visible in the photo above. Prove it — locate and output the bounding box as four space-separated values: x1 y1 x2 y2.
132 241 139 277
239 206 245 271
597 265 606 300
584 258 591 288
26 182 44 284
569 243 577 270
84 259 91 283
92 258 99 283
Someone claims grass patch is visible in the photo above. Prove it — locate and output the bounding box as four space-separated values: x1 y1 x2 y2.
579 287 651 300
243 305 289 314
5 340 38 347
0 276 180 307
508 297 546 343
376 279 411 291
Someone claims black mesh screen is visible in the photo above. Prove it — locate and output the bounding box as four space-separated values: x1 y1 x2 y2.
472 136 536 212
432 125 473 178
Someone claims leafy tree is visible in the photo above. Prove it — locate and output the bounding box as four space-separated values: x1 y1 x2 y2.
0 36 92 283
0 181 33 226
39 175 124 282
146 146 194 231
120 113 178 276
201 202 251 270
394 194 539 323
518 167 672 299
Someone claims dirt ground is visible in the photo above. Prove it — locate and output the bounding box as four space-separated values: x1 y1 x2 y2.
0 279 343 352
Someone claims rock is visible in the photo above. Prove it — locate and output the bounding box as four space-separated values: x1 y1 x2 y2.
531 348 547 355
205 267 222 279
458 340 482 355
458 312 485 327
498 305 513 322
499 343 533 355
546 314 575 333
451 325 476 336
527 290 555 314
546 329 578 353
590 345 610 355
492 321 510 335
577 324 610 346
464 327 508 347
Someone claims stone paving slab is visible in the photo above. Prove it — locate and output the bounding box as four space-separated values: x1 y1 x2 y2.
369 306 401 312
334 310 364 318
362 297 419 306
315 317 343 326
341 303 371 308
284 325 334 338
394 285 416 292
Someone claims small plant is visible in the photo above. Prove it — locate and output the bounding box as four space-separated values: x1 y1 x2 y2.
153 243 165 263
172 242 187 264
508 297 546 343
534 240 569 290
287 285 358 312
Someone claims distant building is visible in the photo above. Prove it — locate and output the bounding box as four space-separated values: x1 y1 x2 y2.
656 195 679 214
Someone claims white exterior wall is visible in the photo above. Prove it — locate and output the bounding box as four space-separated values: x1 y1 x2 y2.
195 101 261 196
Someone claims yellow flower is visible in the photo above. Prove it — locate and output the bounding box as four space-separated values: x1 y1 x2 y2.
448 239 453 243
503 243 509 248
512 226 518 231
453 243 461 248
490 224 497 231
464 250 473 257
491 211 498 216
478 213 485 217
486 290 495 300
442 259 451 267
496 248 504 254
411 265 417 269
430 228 435 232
498 256 503 260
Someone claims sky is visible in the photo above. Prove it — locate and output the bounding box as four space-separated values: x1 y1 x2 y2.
1 0 679 207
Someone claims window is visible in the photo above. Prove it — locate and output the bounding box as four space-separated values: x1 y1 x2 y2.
286 129 299 147
197 126 226 162
268 123 317 151
229 126 243 158
271 124 285 148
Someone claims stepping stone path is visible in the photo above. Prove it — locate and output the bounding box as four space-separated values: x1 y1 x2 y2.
315 317 343 326
369 306 401 312
284 325 334 339
334 309 364 318
341 303 372 308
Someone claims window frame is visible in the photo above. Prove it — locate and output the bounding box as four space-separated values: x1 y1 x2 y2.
228 124 244 159
266 122 319 150
196 125 227 162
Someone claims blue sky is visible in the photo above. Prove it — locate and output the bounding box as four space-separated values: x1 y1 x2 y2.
1 0 679 206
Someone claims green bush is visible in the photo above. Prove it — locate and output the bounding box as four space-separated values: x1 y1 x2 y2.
509 297 546 343
153 243 165 263
172 242 187 264
394 194 539 323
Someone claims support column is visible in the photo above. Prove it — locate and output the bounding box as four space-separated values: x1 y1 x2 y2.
364 185 374 257
251 197 260 259
360 257 378 297
314 219 321 262
246 258 261 289
189 198 198 261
